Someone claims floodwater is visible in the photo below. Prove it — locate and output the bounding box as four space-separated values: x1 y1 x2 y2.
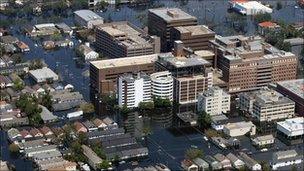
0 0 303 170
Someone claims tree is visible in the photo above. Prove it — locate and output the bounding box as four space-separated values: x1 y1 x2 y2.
291 164 297 171
29 59 44 70
198 111 211 129
78 132 87 144
13 79 24 91
92 144 106 159
138 101 154 111
79 103 95 114
185 148 203 160
261 161 271 171
254 13 272 23
9 143 19 154
98 160 111 169
40 91 53 110
153 97 171 108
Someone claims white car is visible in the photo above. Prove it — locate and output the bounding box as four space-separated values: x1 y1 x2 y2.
203 136 208 141
261 148 268 152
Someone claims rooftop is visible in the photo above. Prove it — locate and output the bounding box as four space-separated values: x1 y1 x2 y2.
225 121 254 130
74 10 103 22
258 21 279 28
97 22 153 48
277 117 304 132
90 54 158 69
174 25 214 35
277 79 304 99
158 52 210 68
29 67 58 80
148 8 197 22
82 145 102 164
252 134 275 142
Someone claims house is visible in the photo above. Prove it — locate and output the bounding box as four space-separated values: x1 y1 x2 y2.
74 121 87 133
29 67 59 83
271 150 303 170
32 84 45 94
55 39 74 47
52 83 64 91
214 153 232 168
226 153 245 169
51 90 85 111
181 159 198 171
82 145 102 170
223 121 256 137
20 129 33 139
47 161 77 171
40 126 54 137
239 152 261 171
24 144 57 157
0 35 19 44
7 128 22 143
211 114 229 131
204 155 223 170
0 75 13 88
55 23 73 36
42 84 55 92
258 21 280 35
39 105 58 123
64 84 74 90
251 134 275 148
78 44 99 61
0 28 8 36
30 128 44 138
42 40 55 50
82 120 98 132
51 127 64 138
0 115 29 128
92 118 107 129
192 158 209 171
103 117 118 129
15 41 30 52
18 139 48 151
4 44 17 53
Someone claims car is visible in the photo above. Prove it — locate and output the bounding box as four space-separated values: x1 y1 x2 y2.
261 148 268 152
203 136 208 141
191 145 198 149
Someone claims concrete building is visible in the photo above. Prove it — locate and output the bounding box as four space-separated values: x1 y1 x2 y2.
239 152 261 171
251 134 275 148
229 0 273 15
226 153 245 169
258 21 281 36
82 145 102 170
148 8 198 51
156 51 212 104
276 79 304 115
78 44 99 61
277 117 304 145
90 54 157 97
197 86 230 116
211 114 229 131
29 67 59 83
74 10 104 29
271 150 303 170
171 25 215 51
118 73 152 108
95 21 160 58
210 35 297 93
194 50 217 68
239 88 295 122
223 121 256 137
150 71 173 101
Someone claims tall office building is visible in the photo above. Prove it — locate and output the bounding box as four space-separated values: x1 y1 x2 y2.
118 73 152 108
197 86 230 116
210 35 298 93
171 25 215 51
95 21 160 58
148 8 197 52
150 71 174 101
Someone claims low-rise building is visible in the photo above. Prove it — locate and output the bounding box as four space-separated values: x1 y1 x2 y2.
82 145 103 170
82 120 98 132
197 86 230 116
74 121 88 133
92 118 107 129
39 105 58 123
86 128 125 143
277 117 304 145
214 153 232 169
251 134 275 148
226 153 245 169
51 90 84 111
29 67 59 83
192 158 209 171
223 121 256 137
258 21 280 35
211 114 229 131
74 10 104 29
78 44 99 61
239 152 261 171
7 128 22 143
29 128 44 138
229 0 273 15
271 150 303 170
204 155 223 170
24 145 57 157
181 159 198 171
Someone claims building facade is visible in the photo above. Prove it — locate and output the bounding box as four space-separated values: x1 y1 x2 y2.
271 150 303 170
210 35 297 93
148 8 197 52
277 117 304 145
197 86 230 115
150 71 174 101
118 73 152 108
74 10 104 29
95 21 160 58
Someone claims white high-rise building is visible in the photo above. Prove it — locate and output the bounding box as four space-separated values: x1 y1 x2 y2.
197 86 230 115
150 71 173 101
118 73 151 108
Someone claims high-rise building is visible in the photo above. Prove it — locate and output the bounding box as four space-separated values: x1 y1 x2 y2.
89 54 158 98
148 8 197 52
118 73 151 108
95 21 160 58
239 88 295 122
171 25 215 51
150 71 174 101
197 86 230 116
210 35 297 93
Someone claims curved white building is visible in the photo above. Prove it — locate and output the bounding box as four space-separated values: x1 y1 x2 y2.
150 71 173 101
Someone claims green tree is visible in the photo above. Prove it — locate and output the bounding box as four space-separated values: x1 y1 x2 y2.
9 143 19 154
98 160 111 169
254 13 272 23
261 161 271 171
185 148 203 160
153 97 171 108
92 144 106 159
198 111 211 129
78 132 87 144
138 101 154 111
40 91 53 110
13 79 24 91
79 103 95 114
291 164 297 171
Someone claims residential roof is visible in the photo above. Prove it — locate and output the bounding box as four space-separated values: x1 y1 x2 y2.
32 150 62 160
29 67 58 81
192 158 209 167
29 128 42 136
92 118 105 127
226 153 242 163
82 145 102 164
252 134 275 142
258 21 279 28
0 35 18 44
90 54 158 69
18 139 47 149
40 126 53 135
39 105 58 122
24 145 57 154
239 152 259 167
148 8 197 22
214 153 229 162
74 122 87 132
74 10 103 22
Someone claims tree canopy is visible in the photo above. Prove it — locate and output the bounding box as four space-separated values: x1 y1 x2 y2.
185 148 203 160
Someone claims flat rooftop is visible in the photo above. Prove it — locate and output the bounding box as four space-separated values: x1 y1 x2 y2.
277 79 304 99
174 25 215 36
29 67 58 79
90 54 158 69
225 121 253 130
97 22 153 48
74 10 103 22
277 117 304 132
148 8 197 22
158 52 210 68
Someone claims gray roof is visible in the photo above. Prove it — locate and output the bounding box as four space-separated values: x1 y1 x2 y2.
101 137 136 148
148 8 197 22
252 134 275 142
29 67 58 81
74 10 103 22
82 145 102 164
25 145 57 154
226 153 242 163
32 149 62 160
158 53 210 68
87 128 125 139
273 150 303 163
18 139 47 149
192 158 209 168
239 152 259 167
39 105 58 122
